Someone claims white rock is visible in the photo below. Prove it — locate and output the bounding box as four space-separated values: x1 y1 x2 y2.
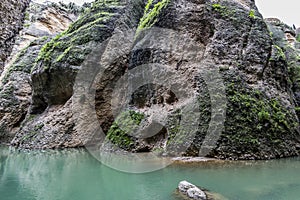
187 187 207 200
178 180 196 193
178 180 207 200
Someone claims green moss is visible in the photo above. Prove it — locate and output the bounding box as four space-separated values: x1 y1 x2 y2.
144 0 153 14
274 45 286 60
67 11 113 34
1 44 32 84
106 111 144 150
35 0 119 70
212 3 235 18
258 110 270 121
249 9 256 19
68 15 111 35
24 12 30 21
65 46 91 65
297 34 300 42
212 3 225 10
269 45 286 62
36 31 66 65
136 0 170 34
34 123 44 130
225 82 298 151
0 85 15 100
92 0 120 8
21 130 37 142
166 109 181 145
56 46 72 62
27 114 36 122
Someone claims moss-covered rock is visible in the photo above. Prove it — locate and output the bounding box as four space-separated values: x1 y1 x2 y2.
7 0 300 160
0 37 47 143
266 18 300 119
136 0 170 33
106 110 144 150
0 0 30 72
30 0 125 113
212 76 299 159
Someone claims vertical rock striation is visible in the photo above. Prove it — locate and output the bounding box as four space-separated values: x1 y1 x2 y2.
0 0 30 73
0 1 81 143
1 0 300 159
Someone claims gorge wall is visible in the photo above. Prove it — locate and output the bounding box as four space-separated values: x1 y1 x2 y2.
0 0 81 143
1 0 300 160
0 0 30 73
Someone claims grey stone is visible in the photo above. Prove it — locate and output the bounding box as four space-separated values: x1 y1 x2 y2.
178 181 207 200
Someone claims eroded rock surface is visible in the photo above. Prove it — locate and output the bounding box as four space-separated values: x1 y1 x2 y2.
0 1 81 143
1 0 300 159
0 0 30 72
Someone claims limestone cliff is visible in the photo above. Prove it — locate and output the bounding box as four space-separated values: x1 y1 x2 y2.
1 0 300 160
0 0 30 73
0 1 81 143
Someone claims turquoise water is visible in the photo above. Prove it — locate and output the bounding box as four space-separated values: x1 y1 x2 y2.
0 146 300 200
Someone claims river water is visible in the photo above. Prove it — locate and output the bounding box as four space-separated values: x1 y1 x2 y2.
0 146 299 200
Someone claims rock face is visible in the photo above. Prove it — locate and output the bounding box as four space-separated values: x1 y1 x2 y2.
1 0 300 159
264 18 300 120
0 0 30 73
11 0 136 149
0 37 48 143
0 1 81 144
3 1 82 78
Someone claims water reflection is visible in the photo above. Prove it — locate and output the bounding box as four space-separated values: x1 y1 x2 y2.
0 146 300 200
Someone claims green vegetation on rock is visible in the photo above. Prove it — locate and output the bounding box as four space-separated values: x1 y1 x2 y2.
249 9 256 19
21 123 44 142
297 35 300 42
106 110 144 150
137 0 170 33
2 36 49 85
35 0 121 70
269 45 286 62
212 3 235 18
223 81 298 158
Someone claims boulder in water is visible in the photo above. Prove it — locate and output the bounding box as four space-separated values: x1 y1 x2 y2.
178 180 207 200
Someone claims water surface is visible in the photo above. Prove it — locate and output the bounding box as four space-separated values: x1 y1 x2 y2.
0 146 299 200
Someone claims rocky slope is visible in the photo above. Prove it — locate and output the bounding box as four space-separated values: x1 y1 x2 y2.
3 1 82 77
0 0 30 73
0 1 82 143
1 0 300 160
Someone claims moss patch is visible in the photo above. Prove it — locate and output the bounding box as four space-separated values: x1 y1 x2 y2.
35 0 121 70
212 3 235 18
220 80 299 158
106 110 144 150
136 0 170 34
274 45 286 60
2 36 49 85
249 9 256 19
296 34 300 42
